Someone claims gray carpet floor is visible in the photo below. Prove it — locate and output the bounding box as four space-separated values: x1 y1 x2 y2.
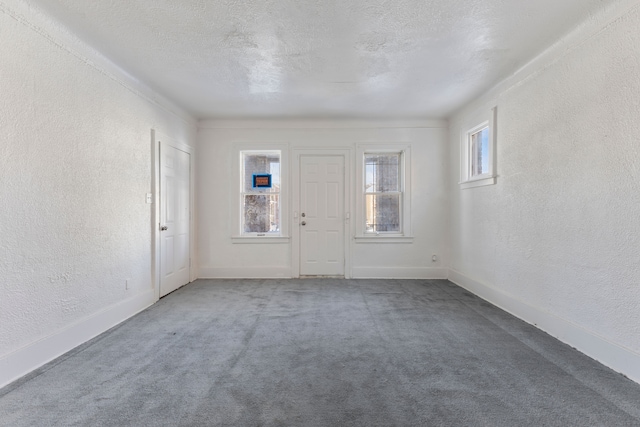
1 279 639 426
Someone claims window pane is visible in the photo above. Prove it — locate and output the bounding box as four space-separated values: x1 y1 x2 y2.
365 154 400 193
365 194 400 232
244 194 280 233
470 127 489 176
243 153 280 193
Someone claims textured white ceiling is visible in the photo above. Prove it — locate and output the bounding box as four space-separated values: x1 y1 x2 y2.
28 0 615 119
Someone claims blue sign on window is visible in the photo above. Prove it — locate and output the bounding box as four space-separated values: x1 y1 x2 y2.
252 174 272 188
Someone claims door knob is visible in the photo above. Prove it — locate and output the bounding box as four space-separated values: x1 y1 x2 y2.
160 225 168 231
301 221 306 226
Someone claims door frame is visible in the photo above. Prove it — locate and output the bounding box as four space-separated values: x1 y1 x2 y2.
292 148 353 278
151 129 196 302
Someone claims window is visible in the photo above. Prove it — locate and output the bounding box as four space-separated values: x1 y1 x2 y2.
470 126 489 177
241 151 280 235
365 154 401 233
356 145 412 242
460 107 497 189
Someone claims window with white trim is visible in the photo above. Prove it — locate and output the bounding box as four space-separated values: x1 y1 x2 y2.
460 107 497 189
241 151 281 235
356 145 412 242
469 125 490 177
365 153 402 233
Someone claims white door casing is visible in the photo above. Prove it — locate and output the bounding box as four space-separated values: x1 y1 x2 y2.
159 141 191 296
299 155 345 276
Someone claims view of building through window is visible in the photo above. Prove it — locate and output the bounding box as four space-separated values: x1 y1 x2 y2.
242 152 280 233
470 127 489 177
365 154 401 233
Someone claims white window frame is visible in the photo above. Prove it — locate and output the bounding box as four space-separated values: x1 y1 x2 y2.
460 107 497 189
355 144 412 243
231 143 289 244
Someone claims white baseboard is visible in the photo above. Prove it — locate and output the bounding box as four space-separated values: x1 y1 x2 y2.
0 289 155 390
199 266 292 279
352 267 448 279
448 269 640 385
199 266 448 279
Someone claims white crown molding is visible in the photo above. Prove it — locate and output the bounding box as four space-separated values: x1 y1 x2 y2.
0 0 196 126
198 118 449 130
449 0 640 123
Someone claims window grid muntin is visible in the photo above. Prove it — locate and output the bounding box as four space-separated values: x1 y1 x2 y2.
241 151 281 234
364 152 403 234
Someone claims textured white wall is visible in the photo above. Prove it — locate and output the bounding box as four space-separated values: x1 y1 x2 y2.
197 120 449 279
0 0 196 385
449 3 640 381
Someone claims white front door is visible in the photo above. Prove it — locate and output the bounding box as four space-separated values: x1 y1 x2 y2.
160 142 190 297
299 155 345 276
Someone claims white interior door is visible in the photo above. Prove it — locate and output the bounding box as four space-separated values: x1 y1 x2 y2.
160 142 190 297
299 155 345 276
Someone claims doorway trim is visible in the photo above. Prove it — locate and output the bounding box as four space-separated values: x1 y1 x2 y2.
151 129 196 302
291 147 353 278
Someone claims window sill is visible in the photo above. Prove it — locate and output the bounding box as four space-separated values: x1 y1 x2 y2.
354 236 414 243
459 176 496 189
231 236 290 244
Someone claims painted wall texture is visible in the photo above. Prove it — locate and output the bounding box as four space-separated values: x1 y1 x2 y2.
0 0 196 382
197 121 449 279
2 0 639 388
449 4 640 379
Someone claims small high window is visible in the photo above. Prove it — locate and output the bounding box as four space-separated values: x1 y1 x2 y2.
241 151 280 234
460 107 497 189
470 126 489 177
